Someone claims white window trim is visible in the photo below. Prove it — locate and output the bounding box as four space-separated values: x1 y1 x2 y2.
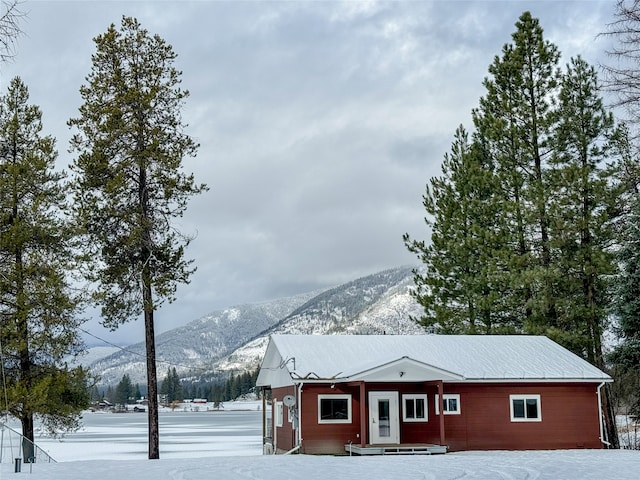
509 394 542 422
435 394 461 415
402 394 428 422
275 401 284 427
318 394 352 424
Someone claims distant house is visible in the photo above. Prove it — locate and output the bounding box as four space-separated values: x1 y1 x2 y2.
256 334 612 455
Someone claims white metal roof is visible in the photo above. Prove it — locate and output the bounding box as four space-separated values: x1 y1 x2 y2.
256 334 612 388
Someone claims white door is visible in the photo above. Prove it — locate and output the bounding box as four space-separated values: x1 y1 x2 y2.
368 391 399 445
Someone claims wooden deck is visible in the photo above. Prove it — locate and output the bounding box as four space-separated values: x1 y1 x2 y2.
344 443 447 456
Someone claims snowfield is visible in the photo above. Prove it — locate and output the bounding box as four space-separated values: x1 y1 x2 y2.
2 449 639 480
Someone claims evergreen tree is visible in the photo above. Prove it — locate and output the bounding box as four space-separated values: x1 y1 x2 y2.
610 194 640 417
406 12 621 444
549 56 621 364
160 367 183 402
105 385 114 403
90 385 102 402
159 369 168 397
241 371 253 395
134 383 142 401
68 17 207 459
404 127 506 333
114 374 134 405
0 77 90 460
172 368 183 402
600 0 640 436
551 57 623 447
409 12 620 349
210 383 224 404
225 373 234 401
473 11 562 331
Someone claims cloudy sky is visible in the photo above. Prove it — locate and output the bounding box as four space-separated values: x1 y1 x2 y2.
1 0 618 345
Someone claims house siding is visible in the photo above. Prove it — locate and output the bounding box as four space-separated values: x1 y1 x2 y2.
300 384 362 455
292 382 602 454
466 383 598 451
426 383 602 451
300 382 443 454
271 386 297 453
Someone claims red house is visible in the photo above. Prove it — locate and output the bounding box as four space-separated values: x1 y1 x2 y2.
256 334 612 455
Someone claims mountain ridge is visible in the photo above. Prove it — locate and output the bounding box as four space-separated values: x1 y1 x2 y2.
84 265 424 385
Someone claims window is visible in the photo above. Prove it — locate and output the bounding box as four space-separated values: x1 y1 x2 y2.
318 394 352 424
265 402 273 439
435 394 461 415
275 401 284 427
510 394 541 422
402 394 428 422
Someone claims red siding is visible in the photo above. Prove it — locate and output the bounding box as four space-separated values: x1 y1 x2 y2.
361 382 441 444
294 381 603 454
271 386 297 453
300 384 362 455
442 383 602 451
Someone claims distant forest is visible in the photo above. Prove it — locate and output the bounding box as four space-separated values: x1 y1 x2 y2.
91 369 260 406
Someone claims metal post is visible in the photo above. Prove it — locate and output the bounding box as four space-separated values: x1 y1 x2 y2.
438 381 446 447
359 382 366 447
14 457 21 473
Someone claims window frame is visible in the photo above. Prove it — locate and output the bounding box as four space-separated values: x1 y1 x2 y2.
509 394 542 422
402 394 428 422
275 401 284 428
435 394 461 415
265 401 273 439
317 394 352 424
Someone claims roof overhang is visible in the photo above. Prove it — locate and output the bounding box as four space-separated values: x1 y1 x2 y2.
349 356 464 382
458 377 613 383
256 338 295 389
321 356 464 383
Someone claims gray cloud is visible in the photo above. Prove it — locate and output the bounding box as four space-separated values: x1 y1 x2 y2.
2 1 617 345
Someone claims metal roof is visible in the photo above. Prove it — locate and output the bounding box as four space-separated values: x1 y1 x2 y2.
257 334 612 387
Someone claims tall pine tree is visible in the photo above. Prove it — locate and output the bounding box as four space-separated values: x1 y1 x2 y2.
610 194 640 418
601 0 640 436
406 12 621 445
0 77 90 459
550 56 621 365
159 367 183 403
115 374 134 405
404 126 506 333
473 12 562 332
68 17 207 459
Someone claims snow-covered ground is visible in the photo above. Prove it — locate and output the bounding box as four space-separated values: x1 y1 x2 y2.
3 449 640 479
1 402 639 479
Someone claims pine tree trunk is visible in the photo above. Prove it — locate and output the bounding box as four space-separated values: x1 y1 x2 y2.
144 292 160 459
16 243 35 462
602 384 620 449
20 414 35 462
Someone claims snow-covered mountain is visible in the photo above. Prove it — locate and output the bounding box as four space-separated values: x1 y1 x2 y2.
214 266 424 372
75 346 121 366
87 266 425 385
86 290 320 385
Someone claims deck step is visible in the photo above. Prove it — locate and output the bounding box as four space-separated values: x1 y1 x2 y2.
345 444 447 456
383 448 432 455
